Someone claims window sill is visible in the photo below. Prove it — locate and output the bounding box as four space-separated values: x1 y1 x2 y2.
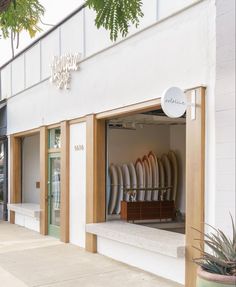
86 221 185 258
7 203 40 219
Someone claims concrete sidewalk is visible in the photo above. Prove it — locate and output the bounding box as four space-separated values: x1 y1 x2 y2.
0 221 183 287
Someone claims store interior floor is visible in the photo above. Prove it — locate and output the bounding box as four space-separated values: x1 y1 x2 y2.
137 221 185 234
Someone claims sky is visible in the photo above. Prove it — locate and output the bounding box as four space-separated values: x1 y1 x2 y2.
0 0 84 66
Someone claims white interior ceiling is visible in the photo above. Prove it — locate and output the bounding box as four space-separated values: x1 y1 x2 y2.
109 114 186 130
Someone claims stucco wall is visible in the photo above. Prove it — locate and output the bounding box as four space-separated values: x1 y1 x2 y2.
108 125 170 165
22 134 40 204
70 122 87 248
6 1 211 134
214 0 235 235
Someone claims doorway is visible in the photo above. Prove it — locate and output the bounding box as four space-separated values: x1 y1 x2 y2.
47 127 62 238
48 153 61 238
0 138 8 221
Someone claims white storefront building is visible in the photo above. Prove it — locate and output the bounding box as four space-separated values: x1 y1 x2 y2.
0 1 235 286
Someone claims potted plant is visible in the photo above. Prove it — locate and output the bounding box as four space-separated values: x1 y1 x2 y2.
194 215 236 286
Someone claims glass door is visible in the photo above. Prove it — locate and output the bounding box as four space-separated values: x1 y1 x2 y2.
48 153 61 238
0 141 4 221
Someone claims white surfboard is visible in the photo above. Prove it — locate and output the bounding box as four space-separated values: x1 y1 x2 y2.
168 151 178 203
155 154 160 199
148 151 159 201
162 154 172 200
141 159 146 200
143 155 152 201
115 165 123 214
108 164 118 214
135 159 145 201
128 163 137 201
158 158 166 200
122 164 131 201
106 167 111 212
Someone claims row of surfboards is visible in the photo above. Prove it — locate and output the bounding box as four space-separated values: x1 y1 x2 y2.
108 151 178 215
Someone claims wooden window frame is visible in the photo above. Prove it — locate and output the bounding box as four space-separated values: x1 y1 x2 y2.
85 87 205 287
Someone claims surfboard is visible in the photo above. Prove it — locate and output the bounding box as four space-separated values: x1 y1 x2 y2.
135 159 145 201
115 165 123 214
108 164 118 214
122 164 131 201
128 163 137 201
158 158 166 200
148 151 159 201
143 155 152 201
162 154 172 200
168 151 178 203
141 159 146 200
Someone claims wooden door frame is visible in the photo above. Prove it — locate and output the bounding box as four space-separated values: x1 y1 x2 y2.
9 122 70 243
47 152 61 238
85 87 205 287
10 129 40 224
41 122 70 242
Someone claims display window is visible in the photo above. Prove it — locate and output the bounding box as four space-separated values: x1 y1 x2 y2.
106 109 186 234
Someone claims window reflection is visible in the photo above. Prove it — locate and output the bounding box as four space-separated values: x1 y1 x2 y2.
49 128 61 149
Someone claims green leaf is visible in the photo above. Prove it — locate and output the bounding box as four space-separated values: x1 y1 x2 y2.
85 0 144 41
193 215 236 275
0 0 44 45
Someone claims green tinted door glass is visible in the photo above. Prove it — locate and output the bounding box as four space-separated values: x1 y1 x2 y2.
48 128 61 149
48 153 61 238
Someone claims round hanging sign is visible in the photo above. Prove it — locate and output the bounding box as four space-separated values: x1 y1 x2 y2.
161 87 187 118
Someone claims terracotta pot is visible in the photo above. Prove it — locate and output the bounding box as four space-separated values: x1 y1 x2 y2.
197 267 236 287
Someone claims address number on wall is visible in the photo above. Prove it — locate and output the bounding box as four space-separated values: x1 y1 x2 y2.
74 144 85 151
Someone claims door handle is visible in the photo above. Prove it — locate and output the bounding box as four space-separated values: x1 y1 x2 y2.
46 194 53 201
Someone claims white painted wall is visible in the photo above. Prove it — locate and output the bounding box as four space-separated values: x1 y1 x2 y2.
6 1 211 134
0 0 197 99
214 0 235 236
70 122 86 247
157 0 197 20
15 213 40 232
41 29 60 80
22 134 40 204
25 43 41 88
11 55 24 95
0 64 11 100
108 125 170 165
60 12 84 56
97 237 185 284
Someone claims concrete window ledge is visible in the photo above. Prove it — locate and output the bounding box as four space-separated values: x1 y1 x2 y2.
7 203 40 219
86 221 185 258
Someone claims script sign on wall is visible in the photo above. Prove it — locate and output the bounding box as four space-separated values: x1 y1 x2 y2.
50 53 81 89
161 87 187 118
